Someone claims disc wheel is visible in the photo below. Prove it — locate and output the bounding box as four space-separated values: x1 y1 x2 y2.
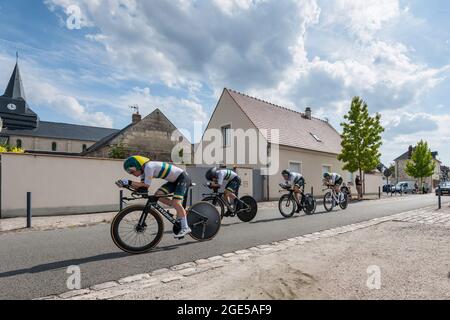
187 201 221 241
237 196 258 222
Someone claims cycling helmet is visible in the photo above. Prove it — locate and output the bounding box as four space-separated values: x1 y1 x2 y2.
323 172 331 179
205 167 218 181
281 169 291 177
123 156 150 173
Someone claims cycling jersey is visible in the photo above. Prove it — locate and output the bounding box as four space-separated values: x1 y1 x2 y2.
330 173 343 185
283 172 305 187
216 169 238 187
142 161 184 186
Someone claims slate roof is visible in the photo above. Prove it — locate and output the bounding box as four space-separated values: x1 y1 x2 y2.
394 148 439 161
1 121 119 142
225 89 342 155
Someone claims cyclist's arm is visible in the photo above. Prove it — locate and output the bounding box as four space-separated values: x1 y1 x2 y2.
130 181 150 189
216 171 225 187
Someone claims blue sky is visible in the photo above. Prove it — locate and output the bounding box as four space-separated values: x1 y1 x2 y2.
0 0 449 166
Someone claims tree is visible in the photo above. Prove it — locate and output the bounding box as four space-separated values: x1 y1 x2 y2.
337 97 384 194
109 143 127 159
405 140 435 191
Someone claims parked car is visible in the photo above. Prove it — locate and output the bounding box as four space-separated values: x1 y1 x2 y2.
392 181 417 194
435 182 450 196
383 184 395 193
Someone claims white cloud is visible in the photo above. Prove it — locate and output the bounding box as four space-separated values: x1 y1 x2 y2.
39 0 450 164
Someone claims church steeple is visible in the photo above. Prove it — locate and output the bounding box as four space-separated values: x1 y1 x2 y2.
3 56 26 100
0 56 38 130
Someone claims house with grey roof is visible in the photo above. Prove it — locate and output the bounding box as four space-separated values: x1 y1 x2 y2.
196 88 363 200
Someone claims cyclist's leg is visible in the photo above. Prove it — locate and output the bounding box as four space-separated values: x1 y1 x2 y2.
293 185 301 203
172 173 190 237
172 173 189 218
156 183 175 207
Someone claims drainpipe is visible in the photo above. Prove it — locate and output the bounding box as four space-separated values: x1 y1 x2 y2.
266 143 271 201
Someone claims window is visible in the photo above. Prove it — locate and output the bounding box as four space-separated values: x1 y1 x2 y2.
310 133 322 142
16 139 22 149
221 125 232 147
82 144 87 152
289 161 302 174
322 165 331 176
52 142 57 152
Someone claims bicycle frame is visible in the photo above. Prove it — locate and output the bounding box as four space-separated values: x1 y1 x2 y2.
279 186 306 206
322 186 344 204
202 188 249 213
121 186 206 227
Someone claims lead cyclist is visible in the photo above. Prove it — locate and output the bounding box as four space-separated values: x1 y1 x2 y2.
116 155 192 238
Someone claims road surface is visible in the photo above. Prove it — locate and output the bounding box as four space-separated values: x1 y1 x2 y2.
0 194 439 299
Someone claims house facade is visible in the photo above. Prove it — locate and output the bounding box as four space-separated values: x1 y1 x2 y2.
196 88 356 200
394 145 441 190
83 108 192 163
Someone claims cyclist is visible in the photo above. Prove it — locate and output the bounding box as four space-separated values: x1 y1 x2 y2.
323 172 344 201
116 156 192 238
205 167 241 215
280 169 305 213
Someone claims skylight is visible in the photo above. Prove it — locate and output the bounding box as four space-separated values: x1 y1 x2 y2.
310 133 322 142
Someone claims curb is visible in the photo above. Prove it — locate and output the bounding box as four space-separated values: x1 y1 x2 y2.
36 205 436 300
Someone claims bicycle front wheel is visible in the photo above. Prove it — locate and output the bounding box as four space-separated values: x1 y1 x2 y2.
323 192 334 212
187 201 221 241
111 205 164 254
278 194 296 218
202 196 225 219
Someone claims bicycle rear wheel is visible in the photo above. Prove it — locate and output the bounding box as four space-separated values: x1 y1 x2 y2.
111 205 164 254
237 196 258 222
339 193 348 210
187 201 221 241
303 194 317 215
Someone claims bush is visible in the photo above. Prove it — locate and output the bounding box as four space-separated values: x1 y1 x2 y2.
0 145 25 153
109 143 127 159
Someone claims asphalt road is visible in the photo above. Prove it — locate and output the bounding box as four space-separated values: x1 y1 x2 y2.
0 194 438 300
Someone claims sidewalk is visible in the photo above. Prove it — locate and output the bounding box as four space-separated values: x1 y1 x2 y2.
42 205 450 300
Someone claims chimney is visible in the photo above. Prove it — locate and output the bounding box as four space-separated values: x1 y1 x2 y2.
132 112 141 124
408 145 413 158
305 107 312 120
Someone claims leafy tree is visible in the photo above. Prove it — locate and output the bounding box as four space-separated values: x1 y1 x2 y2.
109 143 127 159
338 97 384 194
405 140 435 190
